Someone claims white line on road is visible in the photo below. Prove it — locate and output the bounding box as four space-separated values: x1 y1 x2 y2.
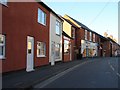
34 60 92 88
117 73 120 77
108 61 120 78
110 65 115 71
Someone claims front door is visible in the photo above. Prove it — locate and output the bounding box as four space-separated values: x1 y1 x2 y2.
26 36 34 72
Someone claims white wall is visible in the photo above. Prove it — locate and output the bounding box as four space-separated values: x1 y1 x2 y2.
49 13 62 62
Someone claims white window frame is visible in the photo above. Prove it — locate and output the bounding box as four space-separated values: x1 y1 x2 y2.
55 43 60 59
90 32 92 41
0 34 5 59
38 8 46 26
0 0 7 6
64 39 70 54
56 20 61 36
37 42 46 57
85 30 87 40
93 34 96 42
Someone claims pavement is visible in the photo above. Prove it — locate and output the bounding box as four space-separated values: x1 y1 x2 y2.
2 58 89 89
2 57 120 89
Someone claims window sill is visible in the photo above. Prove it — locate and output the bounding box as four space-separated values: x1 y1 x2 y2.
64 53 69 55
56 34 61 36
0 57 6 60
38 22 46 27
37 55 46 58
55 57 60 59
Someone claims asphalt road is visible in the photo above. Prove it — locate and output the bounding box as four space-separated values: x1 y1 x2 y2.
34 57 120 88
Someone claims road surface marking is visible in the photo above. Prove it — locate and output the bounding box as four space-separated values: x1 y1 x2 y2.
110 65 115 71
117 73 120 77
34 60 92 88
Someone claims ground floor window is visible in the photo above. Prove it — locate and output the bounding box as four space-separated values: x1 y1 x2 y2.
0 34 5 59
55 43 60 59
37 42 46 57
64 40 70 54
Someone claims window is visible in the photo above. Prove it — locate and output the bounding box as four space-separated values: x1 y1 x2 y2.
37 42 46 57
0 34 5 59
0 0 7 6
38 8 46 25
93 34 96 42
90 32 92 41
55 44 60 59
56 20 60 35
85 30 87 40
64 40 69 54
72 27 75 38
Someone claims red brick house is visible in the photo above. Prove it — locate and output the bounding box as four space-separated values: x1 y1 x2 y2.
0 2 60 73
62 17 78 62
64 15 99 58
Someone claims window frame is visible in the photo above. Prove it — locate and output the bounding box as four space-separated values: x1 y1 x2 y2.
89 32 92 41
55 20 61 36
85 30 87 40
0 34 5 59
37 42 46 58
38 8 46 26
93 34 96 42
55 43 60 59
64 39 70 54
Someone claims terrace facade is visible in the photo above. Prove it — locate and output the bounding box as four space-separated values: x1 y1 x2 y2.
64 15 100 58
0 1 62 73
62 17 78 62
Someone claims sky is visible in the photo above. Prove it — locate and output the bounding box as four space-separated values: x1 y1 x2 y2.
43 0 119 43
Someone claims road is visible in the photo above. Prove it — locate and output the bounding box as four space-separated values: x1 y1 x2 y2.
34 57 120 88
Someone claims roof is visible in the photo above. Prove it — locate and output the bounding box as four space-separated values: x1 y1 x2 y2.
107 37 116 43
65 15 91 30
62 31 73 39
64 15 110 40
38 2 63 21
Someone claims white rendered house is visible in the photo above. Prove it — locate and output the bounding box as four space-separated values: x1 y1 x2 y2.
49 12 63 65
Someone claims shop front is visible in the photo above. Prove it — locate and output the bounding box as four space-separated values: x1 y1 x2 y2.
81 40 98 57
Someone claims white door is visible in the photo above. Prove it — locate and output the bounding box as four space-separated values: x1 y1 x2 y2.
26 36 34 72
51 42 55 66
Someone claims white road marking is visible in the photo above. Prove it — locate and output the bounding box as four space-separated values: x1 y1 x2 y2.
108 62 110 65
108 61 120 77
110 65 115 71
117 73 120 77
34 60 92 88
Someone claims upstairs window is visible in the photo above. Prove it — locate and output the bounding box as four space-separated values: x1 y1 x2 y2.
56 20 60 35
72 27 75 38
38 8 46 25
85 30 87 40
90 32 92 41
93 34 96 42
0 0 7 6
0 34 5 59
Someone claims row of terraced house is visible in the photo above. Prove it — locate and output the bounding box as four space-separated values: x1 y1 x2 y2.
0 1 120 73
